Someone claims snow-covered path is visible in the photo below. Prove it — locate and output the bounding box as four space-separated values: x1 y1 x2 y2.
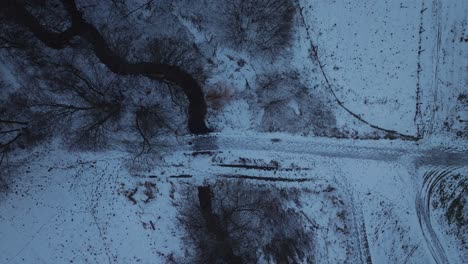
0 133 466 263
181 133 467 264
180 133 468 167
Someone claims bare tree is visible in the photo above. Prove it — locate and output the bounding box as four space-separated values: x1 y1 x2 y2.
0 0 210 134
178 179 314 263
256 72 337 136
223 0 296 53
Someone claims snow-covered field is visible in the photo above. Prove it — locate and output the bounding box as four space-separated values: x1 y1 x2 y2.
0 0 467 263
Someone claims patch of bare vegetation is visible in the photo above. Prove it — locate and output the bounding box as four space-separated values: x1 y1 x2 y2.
256 72 337 136
177 179 314 263
223 0 296 53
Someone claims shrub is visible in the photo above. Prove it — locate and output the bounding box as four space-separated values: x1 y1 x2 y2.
223 0 296 53
256 72 337 136
178 179 314 263
205 82 235 111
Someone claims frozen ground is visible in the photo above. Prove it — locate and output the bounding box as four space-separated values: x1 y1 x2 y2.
194 0 466 142
0 0 467 263
0 135 466 263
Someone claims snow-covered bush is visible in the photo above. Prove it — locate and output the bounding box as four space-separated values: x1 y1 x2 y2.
177 0 296 54
432 170 467 248
223 0 296 53
449 93 468 139
256 72 337 136
178 179 314 263
205 81 235 111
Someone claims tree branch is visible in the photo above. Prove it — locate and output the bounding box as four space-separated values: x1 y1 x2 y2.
1 0 210 134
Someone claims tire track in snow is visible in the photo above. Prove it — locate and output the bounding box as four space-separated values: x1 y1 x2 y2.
416 167 457 264
348 194 373 264
332 161 373 264
403 243 421 264
184 134 468 263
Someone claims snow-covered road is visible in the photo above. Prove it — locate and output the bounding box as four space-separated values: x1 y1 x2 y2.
1 133 465 263
182 133 468 167
179 133 466 264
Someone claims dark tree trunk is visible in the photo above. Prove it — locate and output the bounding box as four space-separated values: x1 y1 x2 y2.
1 0 210 134
197 186 243 264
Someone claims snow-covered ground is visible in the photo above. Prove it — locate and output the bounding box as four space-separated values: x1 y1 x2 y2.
206 0 467 141
0 135 466 263
0 0 467 263
299 0 421 135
